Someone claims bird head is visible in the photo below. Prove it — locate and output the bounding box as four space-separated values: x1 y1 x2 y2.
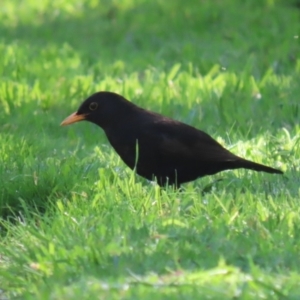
61 91 135 128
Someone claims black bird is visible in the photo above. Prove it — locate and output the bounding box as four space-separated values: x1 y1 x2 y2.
61 92 283 187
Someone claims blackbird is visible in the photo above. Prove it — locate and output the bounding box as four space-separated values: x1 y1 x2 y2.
61 91 283 187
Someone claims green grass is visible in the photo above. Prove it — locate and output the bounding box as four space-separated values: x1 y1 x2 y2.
0 0 300 298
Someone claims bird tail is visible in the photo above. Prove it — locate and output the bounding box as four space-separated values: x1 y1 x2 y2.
236 158 283 175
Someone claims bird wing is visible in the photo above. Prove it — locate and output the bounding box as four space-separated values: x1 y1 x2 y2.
139 118 237 164
130 117 240 184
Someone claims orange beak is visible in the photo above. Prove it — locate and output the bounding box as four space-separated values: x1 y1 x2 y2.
60 112 87 126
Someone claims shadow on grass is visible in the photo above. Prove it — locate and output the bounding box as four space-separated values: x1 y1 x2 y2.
30 222 300 285
0 0 298 73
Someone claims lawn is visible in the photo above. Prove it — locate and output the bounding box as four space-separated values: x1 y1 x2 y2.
0 0 300 299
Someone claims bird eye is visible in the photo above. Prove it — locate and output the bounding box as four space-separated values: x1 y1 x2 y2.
89 102 98 111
